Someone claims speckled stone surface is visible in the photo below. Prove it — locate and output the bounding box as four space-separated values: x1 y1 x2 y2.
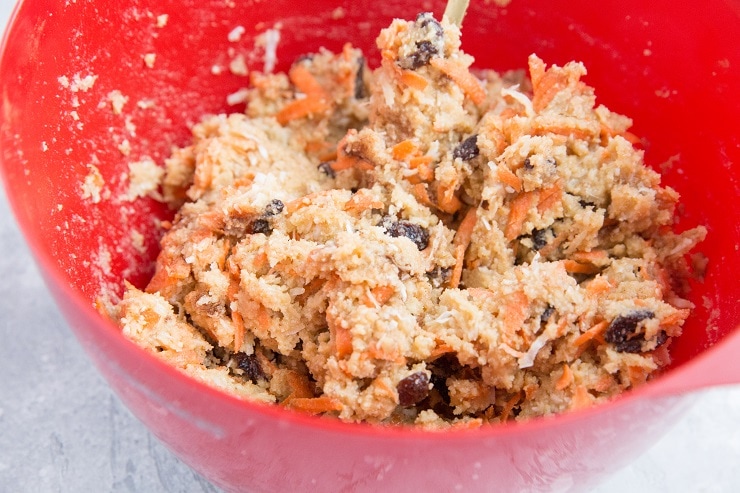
1 3 739 492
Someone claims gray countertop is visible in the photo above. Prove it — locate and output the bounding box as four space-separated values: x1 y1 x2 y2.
1 2 739 491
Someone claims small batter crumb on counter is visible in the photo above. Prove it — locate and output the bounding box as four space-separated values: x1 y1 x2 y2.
114 13 705 427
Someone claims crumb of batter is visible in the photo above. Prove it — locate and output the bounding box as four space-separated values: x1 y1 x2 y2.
81 163 106 203
116 13 706 427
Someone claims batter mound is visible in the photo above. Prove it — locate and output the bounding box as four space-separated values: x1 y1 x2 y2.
117 13 706 427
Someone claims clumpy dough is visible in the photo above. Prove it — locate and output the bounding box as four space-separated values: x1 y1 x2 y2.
117 13 706 427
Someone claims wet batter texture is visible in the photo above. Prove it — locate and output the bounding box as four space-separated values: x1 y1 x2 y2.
117 14 706 427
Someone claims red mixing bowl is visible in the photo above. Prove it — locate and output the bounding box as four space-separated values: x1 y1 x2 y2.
1 0 739 491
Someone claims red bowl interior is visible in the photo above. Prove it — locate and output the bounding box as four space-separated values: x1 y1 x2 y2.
2 0 739 491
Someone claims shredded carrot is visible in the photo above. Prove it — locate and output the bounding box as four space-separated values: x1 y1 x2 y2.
276 97 330 125
400 69 429 91
660 309 690 327
622 131 642 146
232 310 245 351
626 365 650 385
651 344 672 367
285 370 314 399
256 304 271 331
529 56 570 112
430 57 486 105
304 139 333 156
392 140 417 160
450 207 478 288
409 155 434 167
435 182 463 214
571 250 608 264
428 342 455 361
554 317 569 337
285 396 343 414
504 191 536 241
537 181 562 213
344 189 384 214
585 276 613 296
496 164 522 192
563 259 601 275
500 391 523 422
528 55 546 91
555 364 574 391
502 291 529 334
251 251 269 271
570 386 592 410
408 162 435 183
328 312 353 358
363 285 395 307
411 183 434 207
573 320 609 347
289 64 326 98
593 374 615 393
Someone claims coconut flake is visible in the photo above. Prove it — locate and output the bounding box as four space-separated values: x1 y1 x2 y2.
518 332 550 369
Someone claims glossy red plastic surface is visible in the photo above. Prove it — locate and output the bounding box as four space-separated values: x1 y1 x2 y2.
1 1 739 491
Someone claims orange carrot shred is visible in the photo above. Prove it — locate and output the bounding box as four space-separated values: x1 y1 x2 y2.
392 140 417 160
289 64 326 98
450 207 478 288
504 191 536 241
428 342 455 361
344 189 384 214
400 69 429 91
537 181 562 213
496 164 522 192
563 259 602 275
328 312 353 358
363 285 395 307
555 364 574 391
285 396 343 414
660 309 690 327
570 386 592 410
574 320 609 347
502 291 529 334
276 97 329 125
500 391 523 422
411 183 434 207
430 58 486 105
435 182 463 214
409 155 434 167
571 250 608 264
232 310 245 351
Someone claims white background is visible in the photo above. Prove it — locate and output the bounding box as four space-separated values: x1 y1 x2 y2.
1 1 738 491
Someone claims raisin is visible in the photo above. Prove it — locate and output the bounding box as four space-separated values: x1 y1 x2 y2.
579 199 596 209
233 353 266 383
383 218 430 250
655 330 668 348
249 218 272 235
531 228 549 251
264 199 284 216
605 310 655 353
397 372 430 407
540 305 555 323
317 162 336 178
354 56 367 99
453 135 479 161
410 40 439 69
523 157 534 170
416 12 443 37
427 266 452 288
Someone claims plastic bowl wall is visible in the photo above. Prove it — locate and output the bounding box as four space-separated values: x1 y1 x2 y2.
1 1 739 492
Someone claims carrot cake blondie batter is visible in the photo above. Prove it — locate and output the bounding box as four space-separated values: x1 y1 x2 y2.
117 13 706 426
